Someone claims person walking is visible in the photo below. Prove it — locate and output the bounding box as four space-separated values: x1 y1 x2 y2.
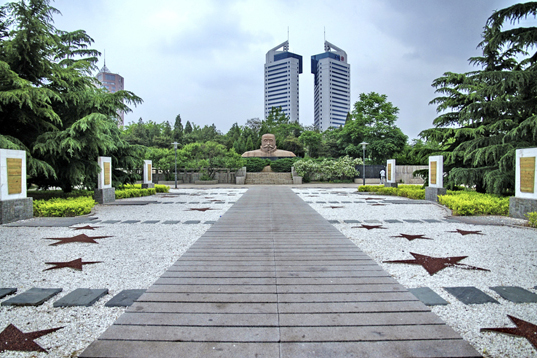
380 169 386 184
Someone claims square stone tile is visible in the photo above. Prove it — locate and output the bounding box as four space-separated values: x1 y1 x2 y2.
176 201 187 204
162 220 181 225
204 221 216 225
54 288 108 307
353 201 365 203
105 289 146 307
316 201 326 204
122 220 140 224
142 220 160 224
384 219 403 223
341 201 351 203
409 287 448 306
184 220 201 224
1 288 62 306
490 286 537 303
189 201 200 204
403 219 423 223
328 201 339 204
343 220 360 224
364 220 382 223
328 220 340 224
443 287 499 305
422 219 442 223
228 201 236 204
0 288 17 299
101 220 121 224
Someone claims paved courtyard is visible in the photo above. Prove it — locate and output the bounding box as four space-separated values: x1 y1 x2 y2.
0 185 535 357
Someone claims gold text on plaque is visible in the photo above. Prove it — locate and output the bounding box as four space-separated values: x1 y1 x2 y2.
147 164 152 182
7 158 22 194
520 157 535 193
430 161 437 185
387 163 392 181
104 162 111 186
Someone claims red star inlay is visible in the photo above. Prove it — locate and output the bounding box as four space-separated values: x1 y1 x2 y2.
0 324 63 353
383 252 489 275
44 234 112 246
391 233 433 241
44 258 102 271
71 225 101 230
481 315 537 350
187 208 213 212
352 224 387 230
448 229 484 236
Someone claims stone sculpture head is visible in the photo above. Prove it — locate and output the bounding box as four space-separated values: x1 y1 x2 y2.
260 134 277 154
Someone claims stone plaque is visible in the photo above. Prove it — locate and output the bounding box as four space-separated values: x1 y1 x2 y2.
147 163 152 182
104 162 111 186
430 161 437 185
520 157 535 193
7 158 22 195
387 163 392 181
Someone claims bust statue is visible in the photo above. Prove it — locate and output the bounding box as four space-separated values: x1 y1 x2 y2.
241 133 296 158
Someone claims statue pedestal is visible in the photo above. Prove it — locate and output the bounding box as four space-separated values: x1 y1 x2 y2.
509 197 537 219
94 188 115 204
0 198 33 224
425 187 446 202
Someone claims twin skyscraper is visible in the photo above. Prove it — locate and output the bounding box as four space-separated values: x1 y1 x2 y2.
264 40 350 131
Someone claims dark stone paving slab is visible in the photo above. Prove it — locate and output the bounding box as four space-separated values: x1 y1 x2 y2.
176 201 187 204
162 220 180 225
384 219 403 223
101 220 121 224
1 287 62 306
54 288 109 307
490 286 537 303
189 201 200 204
5 216 98 227
364 219 382 223
403 219 423 223
343 220 361 223
444 287 499 305
81 187 479 358
315 201 326 203
341 201 351 203
106 201 157 205
142 220 160 224
409 287 449 306
0 288 17 299
328 220 340 224
105 289 146 307
423 219 443 223
184 220 201 224
122 220 140 224
203 221 216 224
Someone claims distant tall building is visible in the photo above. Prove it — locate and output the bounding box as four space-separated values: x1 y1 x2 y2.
96 62 125 126
264 40 303 123
311 41 350 131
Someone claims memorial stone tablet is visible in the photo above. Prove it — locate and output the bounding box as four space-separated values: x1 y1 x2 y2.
387 163 392 181
104 162 111 186
147 163 152 182
430 161 437 185
7 158 22 195
520 157 535 193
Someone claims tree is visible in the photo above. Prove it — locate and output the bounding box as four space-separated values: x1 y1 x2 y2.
0 0 143 191
173 114 183 142
339 92 407 163
184 121 193 134
299 130 322 158
420 2 537 193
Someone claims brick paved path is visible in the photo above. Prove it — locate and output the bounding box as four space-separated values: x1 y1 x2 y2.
80 187 480 358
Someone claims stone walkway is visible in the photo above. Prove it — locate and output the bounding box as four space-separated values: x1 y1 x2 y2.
80 187 480 358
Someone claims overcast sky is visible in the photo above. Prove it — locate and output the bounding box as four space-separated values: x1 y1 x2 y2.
5 0 530 139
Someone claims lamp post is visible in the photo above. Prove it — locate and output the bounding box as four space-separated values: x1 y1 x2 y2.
172 142 178 189
359 142 368 186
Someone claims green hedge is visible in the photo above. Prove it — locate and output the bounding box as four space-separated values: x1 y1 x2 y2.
358 185 425 200
244 158 271 172
438 191 509 216
270 158 300 172
33 197 96 217
526 212 537 228
28 189 94 200
119 184 169 193
115 188 156 199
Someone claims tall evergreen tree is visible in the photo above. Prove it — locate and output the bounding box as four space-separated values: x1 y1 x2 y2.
173 114 183 142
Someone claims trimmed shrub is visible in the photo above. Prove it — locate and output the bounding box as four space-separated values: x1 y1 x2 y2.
115 188 156 199
28 189 93 200
526 212 537 228
358 185 425 199
33 197 96 217
270 158 300 172
438 191 509 216
155 184 169 193
119 183 169 193
244 157 271 172
294 156 362 182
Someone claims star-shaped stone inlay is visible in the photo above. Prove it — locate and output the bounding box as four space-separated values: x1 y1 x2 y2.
44 258 102 271
71 225 101 230
481 315 537 350
0 324 63 353
325 206 344 209
44 234 112 246
383 252 489 275
391 233 433 241
187 208 213 212
352 224 387 230
447 229 484 236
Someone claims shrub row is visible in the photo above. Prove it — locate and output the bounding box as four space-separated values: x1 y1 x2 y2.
358 185 425 200
438 192 509 216
526 212 537 228
115 188 156 199
118 184 169 193
294 156 362 182
33 196 96 217
28 189 93 200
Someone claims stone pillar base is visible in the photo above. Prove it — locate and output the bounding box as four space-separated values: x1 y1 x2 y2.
293 176 302 185
94 188 115 204
0 198 33 224
509 197 537 219
425 187 447 202
236 177 245 185
141 183 155 189
385 183 398 188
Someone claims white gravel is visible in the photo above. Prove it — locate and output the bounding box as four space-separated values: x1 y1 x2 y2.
0 188 245 358
294 188 537 358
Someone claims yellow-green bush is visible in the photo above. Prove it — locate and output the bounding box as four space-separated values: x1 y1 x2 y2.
438 192 509 216
115 188 156 199
526 212 537 228
358 185 425 199
33 197 96 217
119 184 169 193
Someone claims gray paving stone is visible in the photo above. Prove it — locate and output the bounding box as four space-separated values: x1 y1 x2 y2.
1 287 62 306
105 289 146 307
384 219 403 223
183 220 201 224
343 220 361 223
316 201 326 203
490 286 537 303
228 201 236 204
122 220 140 224
54 288 109 307
423 219 442 223
341 201 351 203
162 220 180 225
0 288 17 299
353 200 365 203
409 287 448 306
176 201 186 204
443 286 499 305
328 201 339 203
142 220 160 224
162 201 174 204
364 220 382 223
328 220 340 224
403 219 423 223
203 221 216 224
101 220 121 224
189 201 200 204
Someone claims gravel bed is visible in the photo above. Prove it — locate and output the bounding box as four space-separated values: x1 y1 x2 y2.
0 188 245 358
294 188 537 358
